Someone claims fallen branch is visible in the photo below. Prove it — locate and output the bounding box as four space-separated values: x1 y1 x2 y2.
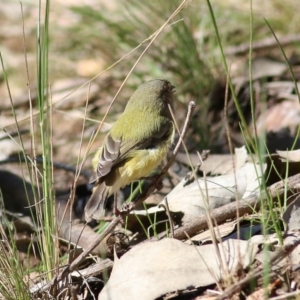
172 173 300 240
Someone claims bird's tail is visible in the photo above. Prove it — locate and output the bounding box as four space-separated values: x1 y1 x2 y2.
85 182 110 222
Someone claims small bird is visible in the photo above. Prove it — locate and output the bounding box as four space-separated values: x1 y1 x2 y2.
85 79 175 221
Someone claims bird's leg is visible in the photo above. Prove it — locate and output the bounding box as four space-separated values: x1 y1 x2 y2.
113 192 120 216
113 193 124 224
113 193 131 224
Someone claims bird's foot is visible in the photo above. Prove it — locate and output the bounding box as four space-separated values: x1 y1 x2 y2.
115 202 133 223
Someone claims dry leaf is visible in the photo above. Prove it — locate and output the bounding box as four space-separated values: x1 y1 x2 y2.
176 152 235 175
98 238 257 300
255 100 300 137
282 196 300 266
163 161 266 224
277 149 300 163
246 288 265 300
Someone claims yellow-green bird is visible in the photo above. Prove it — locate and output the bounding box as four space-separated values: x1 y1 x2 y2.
85 79 175 221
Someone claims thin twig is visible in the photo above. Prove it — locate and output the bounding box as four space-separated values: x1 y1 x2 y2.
158 197 174 238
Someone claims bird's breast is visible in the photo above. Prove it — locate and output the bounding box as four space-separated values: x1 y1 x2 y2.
122 146 168 179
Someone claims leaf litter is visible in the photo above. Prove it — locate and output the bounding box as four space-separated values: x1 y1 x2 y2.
2 1 300 299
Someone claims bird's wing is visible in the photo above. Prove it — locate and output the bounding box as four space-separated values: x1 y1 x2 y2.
89 134 121 183
118 120 173 158
90 122 173 183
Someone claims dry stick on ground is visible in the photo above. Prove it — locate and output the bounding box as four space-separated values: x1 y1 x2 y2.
225 33 300 56
215 237 300 300
46 101 195 290
172 173 300 240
